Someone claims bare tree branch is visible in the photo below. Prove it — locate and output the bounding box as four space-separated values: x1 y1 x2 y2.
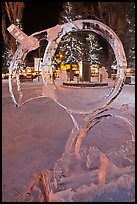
9 2 14 18
4 2 12 23
2 2 25 55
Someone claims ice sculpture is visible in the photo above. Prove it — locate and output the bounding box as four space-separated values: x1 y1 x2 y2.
7 20 134 202
7 19 127 111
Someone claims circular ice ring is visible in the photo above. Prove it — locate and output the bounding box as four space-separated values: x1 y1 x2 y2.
41 19 127 114
8 19 127 114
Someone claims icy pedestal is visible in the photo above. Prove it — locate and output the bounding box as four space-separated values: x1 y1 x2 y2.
17 107 135 202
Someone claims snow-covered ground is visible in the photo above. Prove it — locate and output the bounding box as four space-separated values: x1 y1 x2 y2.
2 80 135 202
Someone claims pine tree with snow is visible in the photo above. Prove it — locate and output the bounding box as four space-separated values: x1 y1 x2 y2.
126 2 135 68
80 33 102 64
89 2 135 72
56 2 103 81
2 43 12 73
59 2 85 24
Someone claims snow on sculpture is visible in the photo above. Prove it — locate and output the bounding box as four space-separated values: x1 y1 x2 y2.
7 20 134 202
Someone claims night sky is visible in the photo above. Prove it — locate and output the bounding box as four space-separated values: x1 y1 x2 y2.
22 2 64 35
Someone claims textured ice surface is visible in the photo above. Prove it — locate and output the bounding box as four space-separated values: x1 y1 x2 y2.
7 20 135 202
7 19 127 113
17 106 134 202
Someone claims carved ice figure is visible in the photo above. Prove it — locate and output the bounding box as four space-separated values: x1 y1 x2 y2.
7 19 127 111
7 19 134 202
99 67 108 82
46 24 62 42
61 22 77 36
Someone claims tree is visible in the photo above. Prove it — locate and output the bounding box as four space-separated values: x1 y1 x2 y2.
2 2 25 73
2 43 11 73
57 2 103 81
125 2 135 67
2 2 25 54
59 2 86 24
80 33 102 64
58 2 85 80
89 2 135 69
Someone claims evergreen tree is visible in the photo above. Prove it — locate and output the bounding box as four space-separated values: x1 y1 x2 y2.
56 2 103 81
126 2 135 68
2 43 12 73
58 2 102 64
59 2 86 23
57 32 82 64
80 33 102 64
90 2 135 69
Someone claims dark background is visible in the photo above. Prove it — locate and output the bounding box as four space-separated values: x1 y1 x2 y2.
22 2 64 35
